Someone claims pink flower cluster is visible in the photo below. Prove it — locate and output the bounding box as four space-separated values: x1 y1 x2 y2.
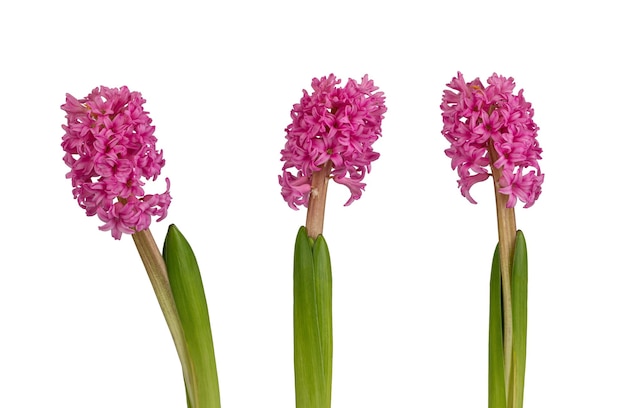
441 72 544 208
279 74 386 209
61 86 171 239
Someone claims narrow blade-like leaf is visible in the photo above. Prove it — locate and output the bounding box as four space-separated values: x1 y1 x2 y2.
293 226 332 408
510 230 528 408
312 234 332 406
163 224 221 408
489 244 507 408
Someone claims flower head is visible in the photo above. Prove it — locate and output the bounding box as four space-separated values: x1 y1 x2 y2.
441 72 544 208
61 86 171 239
279 74 386 209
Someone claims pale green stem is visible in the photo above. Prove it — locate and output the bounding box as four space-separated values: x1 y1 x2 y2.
132 229 197 408
488 144 517 402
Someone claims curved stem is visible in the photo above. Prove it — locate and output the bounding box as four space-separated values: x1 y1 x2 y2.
132 229 197 408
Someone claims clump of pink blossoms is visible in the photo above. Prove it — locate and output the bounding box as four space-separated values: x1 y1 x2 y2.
61 86 171 239
441 72 544 208
279 74 387 209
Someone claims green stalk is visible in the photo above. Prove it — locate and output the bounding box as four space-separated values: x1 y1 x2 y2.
488 244 506 408
510 231 528 408
489 143 517 397
163 224 221 408
293 226 333 408
132 229 196 408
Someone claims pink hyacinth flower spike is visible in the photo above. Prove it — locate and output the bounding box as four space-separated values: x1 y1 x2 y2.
279 74 387 238
61 86 171 239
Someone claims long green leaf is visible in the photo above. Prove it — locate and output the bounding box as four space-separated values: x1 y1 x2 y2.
163 224 221 408
488 244 506 408
293 226 333 408
312 234 333 405
510 230 528 408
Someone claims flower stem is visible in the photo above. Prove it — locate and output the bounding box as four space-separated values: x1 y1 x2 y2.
305 162 332 239
132 229 196 408
488 144 517 402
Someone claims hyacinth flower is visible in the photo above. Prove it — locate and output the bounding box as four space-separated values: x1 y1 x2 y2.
61 86 220 408
441 72 544 408
279 74 386 408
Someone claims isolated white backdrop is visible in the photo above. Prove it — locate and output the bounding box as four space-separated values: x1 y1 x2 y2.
1 1 623 407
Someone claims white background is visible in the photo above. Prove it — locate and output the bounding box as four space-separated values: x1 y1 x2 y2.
1 1 623 407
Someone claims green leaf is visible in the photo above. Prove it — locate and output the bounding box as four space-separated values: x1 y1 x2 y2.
488 244 507 408
312 233 333 404
163 224 221 408
510 230 528 408
185 383 192 408
293 226 333 408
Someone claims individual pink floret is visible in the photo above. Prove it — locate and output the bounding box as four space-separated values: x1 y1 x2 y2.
61 86 171 239
441 72 544 208
279 74 386 209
